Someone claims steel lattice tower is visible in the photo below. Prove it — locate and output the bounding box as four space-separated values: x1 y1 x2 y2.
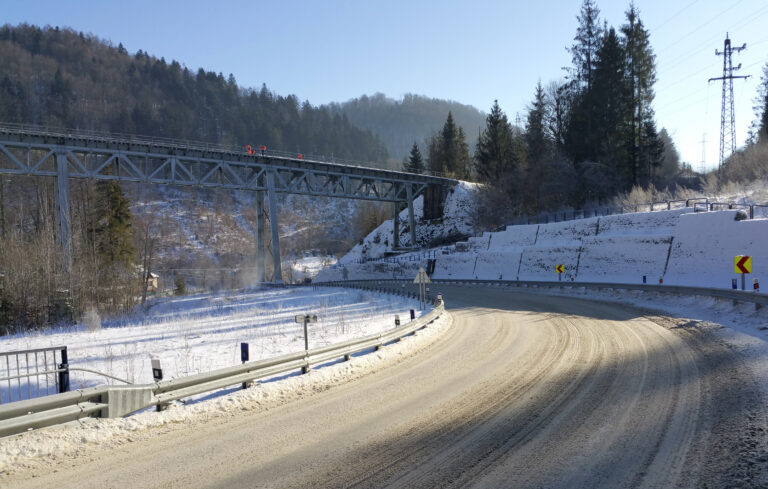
708 33 749 169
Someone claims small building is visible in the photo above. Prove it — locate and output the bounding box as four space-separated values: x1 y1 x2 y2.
146 272 160 292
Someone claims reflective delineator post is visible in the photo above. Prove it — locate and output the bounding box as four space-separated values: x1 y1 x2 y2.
241 342 251 389
296 315 318 374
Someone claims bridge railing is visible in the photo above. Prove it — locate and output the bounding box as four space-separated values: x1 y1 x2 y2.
0 123 449 178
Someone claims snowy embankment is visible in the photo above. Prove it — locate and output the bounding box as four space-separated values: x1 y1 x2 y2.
0 287 427 400
320 199 768 290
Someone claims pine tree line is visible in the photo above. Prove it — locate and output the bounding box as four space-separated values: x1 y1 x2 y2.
467 0 677 224
0 24 389 165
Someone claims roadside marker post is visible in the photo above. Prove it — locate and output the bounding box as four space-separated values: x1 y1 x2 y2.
734 255 752 291
151 356 165 411
240 342 252 389
151 357 163 382
413 268 431 310
295 314 318 374
395 315 400 326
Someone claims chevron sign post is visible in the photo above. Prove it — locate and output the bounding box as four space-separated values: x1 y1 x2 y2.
734 255 752 290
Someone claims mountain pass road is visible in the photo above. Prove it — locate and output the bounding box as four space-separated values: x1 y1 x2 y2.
6 285 768 488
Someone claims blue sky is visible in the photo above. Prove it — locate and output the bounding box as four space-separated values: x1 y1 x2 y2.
4 0 768 171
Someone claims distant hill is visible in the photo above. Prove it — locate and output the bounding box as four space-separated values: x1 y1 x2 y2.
327 93 487 161
0 24 388 165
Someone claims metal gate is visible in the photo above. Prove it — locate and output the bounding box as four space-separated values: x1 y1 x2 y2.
0 346 69 404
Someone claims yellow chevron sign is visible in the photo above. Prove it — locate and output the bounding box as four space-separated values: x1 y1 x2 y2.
734 255 752 274
555 264 564 274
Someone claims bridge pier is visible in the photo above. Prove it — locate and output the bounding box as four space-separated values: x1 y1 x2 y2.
55 151 72 273
266 171 283 283
406 184 417 249
392 202 400 249
255 191 266 283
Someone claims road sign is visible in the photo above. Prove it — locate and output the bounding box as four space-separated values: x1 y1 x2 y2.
414 268 431 284
295 314 318 323
555 264 564 274
734 255 752 274
151 357 163 381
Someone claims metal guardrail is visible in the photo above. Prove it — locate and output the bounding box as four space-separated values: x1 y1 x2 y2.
0 293 444 438
324 278 768 307
499 197 768 229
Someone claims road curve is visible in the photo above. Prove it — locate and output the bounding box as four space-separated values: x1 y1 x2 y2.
5 285 768 488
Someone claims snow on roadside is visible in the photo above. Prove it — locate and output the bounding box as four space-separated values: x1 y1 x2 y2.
0 287 424 397
0 289 450 474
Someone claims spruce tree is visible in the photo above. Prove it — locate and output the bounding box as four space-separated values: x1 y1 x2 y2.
526 83 550 164
428 112 472 179
621 2 660 186
474 101 516 183
402 142 424 173
592 27 632 174
564 0 603 166
95 181 136 271
441 112 460 176
456 127 473 180
526 84 553 213
569 0 603 92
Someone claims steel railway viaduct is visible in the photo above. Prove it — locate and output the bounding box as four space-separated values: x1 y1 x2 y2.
0 125 456 283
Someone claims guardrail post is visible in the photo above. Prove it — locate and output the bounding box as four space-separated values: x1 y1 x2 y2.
57 346 70 394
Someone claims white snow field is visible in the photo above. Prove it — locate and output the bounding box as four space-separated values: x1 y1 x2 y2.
0 286 425 402
319 196 768 290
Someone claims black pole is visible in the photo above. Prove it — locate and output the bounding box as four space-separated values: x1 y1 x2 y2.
58 346 70 394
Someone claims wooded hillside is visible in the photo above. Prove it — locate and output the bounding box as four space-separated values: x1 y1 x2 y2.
328 93 486 161
0 24 388 164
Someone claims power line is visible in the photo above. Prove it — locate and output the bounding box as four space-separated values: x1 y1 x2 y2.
655 0 746 57
650 0 701 33
656 2 768 76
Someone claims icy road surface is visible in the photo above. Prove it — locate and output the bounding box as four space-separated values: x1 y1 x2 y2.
5 285 767 488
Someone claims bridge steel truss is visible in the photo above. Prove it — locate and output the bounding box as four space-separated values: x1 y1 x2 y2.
0 126 454 283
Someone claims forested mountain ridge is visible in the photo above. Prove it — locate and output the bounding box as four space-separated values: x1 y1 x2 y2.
327 93 486 161
0 23 388 165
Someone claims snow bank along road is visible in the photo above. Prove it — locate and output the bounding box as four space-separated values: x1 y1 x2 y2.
5 285 768 488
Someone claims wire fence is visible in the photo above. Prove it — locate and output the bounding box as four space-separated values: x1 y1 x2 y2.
342 196 768 267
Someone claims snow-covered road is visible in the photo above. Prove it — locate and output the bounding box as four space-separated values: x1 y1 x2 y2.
5 285 766 488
